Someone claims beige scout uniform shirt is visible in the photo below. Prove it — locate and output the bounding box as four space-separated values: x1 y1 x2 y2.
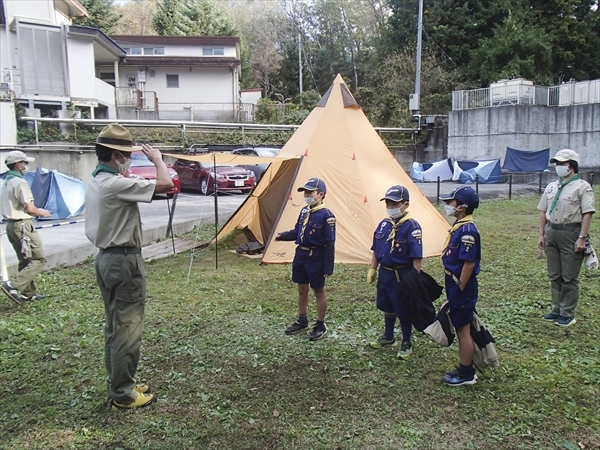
85 172 155 249
1 177 34 220
537 178 596 224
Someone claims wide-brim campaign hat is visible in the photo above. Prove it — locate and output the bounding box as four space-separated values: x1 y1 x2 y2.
96 123 142 152
440 186 480 209
5 150 35 165
550 149 579 164
380 185 409 202
298 177 327 194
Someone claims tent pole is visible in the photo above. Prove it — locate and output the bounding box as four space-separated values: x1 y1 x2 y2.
214 154 218 270
165 193 178 254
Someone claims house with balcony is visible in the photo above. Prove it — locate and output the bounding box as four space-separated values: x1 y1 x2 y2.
0 0 124 146
108 35 244 122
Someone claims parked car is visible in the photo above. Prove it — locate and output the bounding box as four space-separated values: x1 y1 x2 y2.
230 147 281 181
173 159 256 195
125 151 181 198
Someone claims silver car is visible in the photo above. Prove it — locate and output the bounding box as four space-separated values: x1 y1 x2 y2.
231 147 281 181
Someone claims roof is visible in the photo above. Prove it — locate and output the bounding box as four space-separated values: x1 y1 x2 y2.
68 25 125 62
120 56 240 68
111 35 240 46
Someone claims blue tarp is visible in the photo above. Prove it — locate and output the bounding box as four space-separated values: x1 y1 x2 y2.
0 168 85 220
411 158 454 182
452 159 503 184
503 147 550 172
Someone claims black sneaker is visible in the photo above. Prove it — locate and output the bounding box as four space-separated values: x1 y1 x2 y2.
442 370 477 386
26 294 48 301
285 321 309 335
308 324 328 341
1 282 28 305
542 312 559 322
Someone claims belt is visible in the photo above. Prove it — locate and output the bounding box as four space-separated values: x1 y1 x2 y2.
4 218 28 222
382 265 408 282
548 222 581 231
444 269 461 285
100 247 142 255
298 245 323 256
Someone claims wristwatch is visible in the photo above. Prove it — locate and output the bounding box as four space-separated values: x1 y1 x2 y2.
578 235 587 239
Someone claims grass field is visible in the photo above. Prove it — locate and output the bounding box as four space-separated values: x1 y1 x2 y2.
1 192 599 450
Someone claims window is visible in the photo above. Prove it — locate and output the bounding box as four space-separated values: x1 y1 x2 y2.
143 47 153 55
130 47 142 55
202 47 224 56
154 47 165 55
99 72 115 80
166 74 179 88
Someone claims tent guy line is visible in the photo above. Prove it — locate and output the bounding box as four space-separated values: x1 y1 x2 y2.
34 219 85 230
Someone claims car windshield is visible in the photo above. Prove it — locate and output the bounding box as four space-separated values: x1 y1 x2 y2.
256 149 278 157
130 153 153 167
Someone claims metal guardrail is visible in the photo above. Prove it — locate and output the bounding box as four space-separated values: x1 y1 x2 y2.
453 79 600 110
159 102 256 123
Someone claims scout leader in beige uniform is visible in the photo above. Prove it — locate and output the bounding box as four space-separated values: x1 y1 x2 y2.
1 151 51 305
537 149 595 327
85 124 173 409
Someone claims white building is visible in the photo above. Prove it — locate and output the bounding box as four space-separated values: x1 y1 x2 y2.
109 35 243 122
0 0 124 146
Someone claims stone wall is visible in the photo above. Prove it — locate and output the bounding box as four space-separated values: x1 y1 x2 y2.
448 104 600 168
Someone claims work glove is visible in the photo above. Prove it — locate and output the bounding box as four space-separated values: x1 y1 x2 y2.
367 268 377 284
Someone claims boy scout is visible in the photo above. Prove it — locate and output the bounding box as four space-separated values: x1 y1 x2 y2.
440 186 481 386
275 178 336 341
85 124 173 409
367 185 422 359
537 149 595 327
1 150 51 305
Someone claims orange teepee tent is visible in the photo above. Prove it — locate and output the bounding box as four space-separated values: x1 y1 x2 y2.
217 75 450 263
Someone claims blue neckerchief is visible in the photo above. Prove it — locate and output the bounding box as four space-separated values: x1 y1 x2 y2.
92 163 119 177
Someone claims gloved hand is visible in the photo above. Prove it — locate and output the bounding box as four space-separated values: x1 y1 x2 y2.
367 268 377 284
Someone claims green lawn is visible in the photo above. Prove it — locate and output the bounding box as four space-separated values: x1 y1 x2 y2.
1 192 599 450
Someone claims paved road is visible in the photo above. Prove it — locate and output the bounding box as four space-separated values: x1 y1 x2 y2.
1 182 541 272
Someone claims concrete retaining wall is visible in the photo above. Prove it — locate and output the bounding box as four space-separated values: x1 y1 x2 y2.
448 104 600 167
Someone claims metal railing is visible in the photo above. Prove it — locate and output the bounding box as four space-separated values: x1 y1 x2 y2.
452 79 600 110
158 102 256 123
115 88 159 112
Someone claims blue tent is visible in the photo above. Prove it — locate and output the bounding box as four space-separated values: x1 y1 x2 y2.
452 159 503 184
1 168 85 220
411 158 454 182
503 147 550 172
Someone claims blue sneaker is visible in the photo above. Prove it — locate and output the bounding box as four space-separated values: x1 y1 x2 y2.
555 316 576 327
542 312 559 322
442 371 477 386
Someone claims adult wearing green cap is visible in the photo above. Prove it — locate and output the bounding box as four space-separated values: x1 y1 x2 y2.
537 149 595 327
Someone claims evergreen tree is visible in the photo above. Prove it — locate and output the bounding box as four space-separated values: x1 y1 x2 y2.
72 0 122 34
153 0 237 36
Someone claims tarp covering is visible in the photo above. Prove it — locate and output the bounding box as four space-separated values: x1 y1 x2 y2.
216 74 451 264
0 168 86 220
452 159 503 184
502 147 550 172
411 158 454 182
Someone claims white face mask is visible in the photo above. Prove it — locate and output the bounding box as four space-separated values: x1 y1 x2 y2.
304 196 317 206
444 204 457 216
20 163 29 175
115 152 132 173
555 165 571 178
387 207 402 219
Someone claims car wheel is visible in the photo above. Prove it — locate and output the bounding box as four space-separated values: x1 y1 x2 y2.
200 178 212 195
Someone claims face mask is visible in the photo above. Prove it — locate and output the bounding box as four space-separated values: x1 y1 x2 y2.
555 165 571 178
387 207 402 219
304 196 317 206
20 164 29 175
444 204 457 216
115 153 132 173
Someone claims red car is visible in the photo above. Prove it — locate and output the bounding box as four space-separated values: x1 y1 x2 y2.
173 158 256 195
125 151 181 198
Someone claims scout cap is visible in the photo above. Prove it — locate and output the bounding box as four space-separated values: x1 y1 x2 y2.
96 123 142 152
550 149 579 164
5 150 35 165
440 186 480 209
298 177 326 194
380 185 409 202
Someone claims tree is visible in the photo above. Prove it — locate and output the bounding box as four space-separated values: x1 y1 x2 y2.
72 0 122 34
113 0 158 35
152 0 237 36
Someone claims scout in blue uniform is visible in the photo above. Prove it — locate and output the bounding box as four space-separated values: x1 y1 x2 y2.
276 178 336 341
367 185 423 359
440 186 481 386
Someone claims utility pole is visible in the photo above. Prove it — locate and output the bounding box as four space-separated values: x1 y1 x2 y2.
410 0 423 117
298 34 303 93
